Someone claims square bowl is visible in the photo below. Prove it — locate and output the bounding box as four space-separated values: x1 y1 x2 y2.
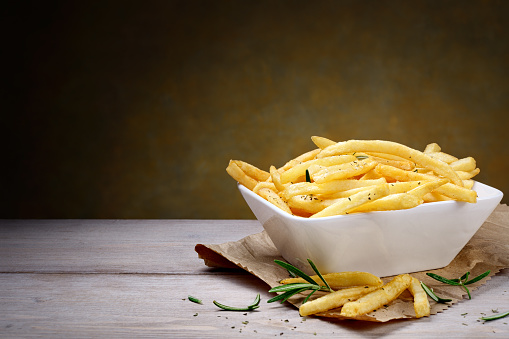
238 181 503 277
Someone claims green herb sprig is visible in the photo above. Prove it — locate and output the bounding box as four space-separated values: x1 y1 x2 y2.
480 310 509 321
267 259 332 304
420 282 452 303
305 169 311 183
188 295 203 304
426 270 490 300
213 293 261 311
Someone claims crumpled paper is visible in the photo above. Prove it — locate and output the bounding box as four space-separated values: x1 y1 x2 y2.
195 204 509 322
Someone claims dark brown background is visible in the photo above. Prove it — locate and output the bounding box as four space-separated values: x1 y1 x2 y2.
3 0 508 219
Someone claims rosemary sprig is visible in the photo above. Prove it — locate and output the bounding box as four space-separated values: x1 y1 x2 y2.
188 295 203 304
420 282 452 303
426 270 490 300
480 310 509 321
213 293 261 311
268 259 332 304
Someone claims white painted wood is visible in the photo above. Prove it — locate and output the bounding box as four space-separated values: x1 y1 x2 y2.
0 220 508 337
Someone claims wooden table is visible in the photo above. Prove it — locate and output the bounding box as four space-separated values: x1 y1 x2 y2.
1 220 508 338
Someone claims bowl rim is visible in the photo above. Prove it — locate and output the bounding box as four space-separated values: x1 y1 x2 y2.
238 181 503 222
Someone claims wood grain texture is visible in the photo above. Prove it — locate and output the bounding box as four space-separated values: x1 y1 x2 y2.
0 219 508 337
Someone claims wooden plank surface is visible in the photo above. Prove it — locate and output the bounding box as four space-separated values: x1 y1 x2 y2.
1 220 508 337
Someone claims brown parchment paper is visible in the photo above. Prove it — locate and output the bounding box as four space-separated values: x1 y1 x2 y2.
195 204 509 322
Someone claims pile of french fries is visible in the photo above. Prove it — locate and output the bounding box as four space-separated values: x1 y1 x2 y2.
227 137 480 218
283 271 430 318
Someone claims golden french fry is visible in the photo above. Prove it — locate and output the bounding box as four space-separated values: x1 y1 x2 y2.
456 168 480 180
232 160 270 181
359 168 382 180
407 178 449 198
279 149 321 172
281 272 383 289
257 187 293 214
280 155 357 184
252 181 277 194
340 274 412 317
375 164 476 203
422 192 454 202
311 159 378 183
426 151 458 164
424 143 441 153
310 184 390 218
349 193 423 213
450 157 477 172
269 165 286 192
368 155 415 171
388 181 429 194
463 179 474 189
226 160 258 190
299 286 380 317
287 194 331 214
311 136 337 149
408 277 430 318
282 178 387 200
317 140 463 186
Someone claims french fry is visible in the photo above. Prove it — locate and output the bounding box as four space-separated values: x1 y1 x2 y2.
317 140 463 186
424 142 441 153
311 136 337 149
287 194 331 214
257 187 293 214
226 160 258 190
310 159 378 183
280 155 357 184
282 178 387 200
340 274 412 317
279 149 321 172
348 193 423 213
456 168 480 180
281 272 383 289
375 164 477 203
408 277 430 318
252 181 277 194
368 155 415 171
269 165 286 192
310 184 390 218
450 157 476 172
426 151 458 164
299 286 380 317
407 179 449 199
231 160 270 181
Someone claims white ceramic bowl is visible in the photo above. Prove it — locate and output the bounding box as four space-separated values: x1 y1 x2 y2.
238 181 503 277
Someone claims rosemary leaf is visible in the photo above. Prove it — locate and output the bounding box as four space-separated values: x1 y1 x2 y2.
426 273 461 286
464 270 490 285
188 295 202 304
269 283 318 293
213 294 261 311
480 310 509 321
307 259 332 292
420 282 452 303
306 169 311 183
274 260 318 286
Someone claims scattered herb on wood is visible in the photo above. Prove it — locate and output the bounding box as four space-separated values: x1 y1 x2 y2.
426 270 490 299
188 295 203 304
480 310 509 321
213 293 261 311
